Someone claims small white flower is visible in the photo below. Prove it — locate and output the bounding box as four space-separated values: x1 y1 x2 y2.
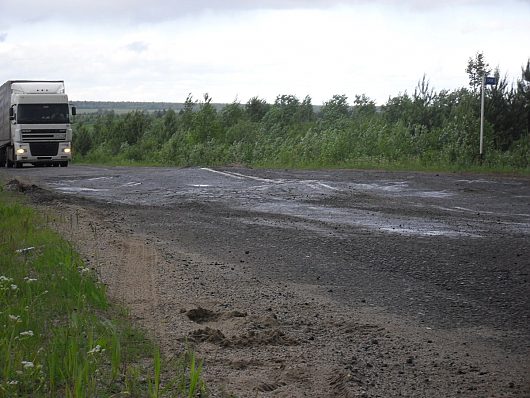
24 277 38 283
7 380 18 385
87 344 102 354
8 315 21 322
20 330 34 337
15 247 35 254
0 275 13 283
79 267 90 274
10 284 18 291
21 361 34 369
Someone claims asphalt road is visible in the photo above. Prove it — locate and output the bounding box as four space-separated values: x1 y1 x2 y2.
2 164 529 396
4 165 529 328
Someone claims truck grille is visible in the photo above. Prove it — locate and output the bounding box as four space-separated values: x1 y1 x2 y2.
30 142 59 156
22 129 66 142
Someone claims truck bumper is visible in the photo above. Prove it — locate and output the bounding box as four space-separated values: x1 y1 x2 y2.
14 142 72 164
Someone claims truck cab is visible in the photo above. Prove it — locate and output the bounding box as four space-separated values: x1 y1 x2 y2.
1 81 75 168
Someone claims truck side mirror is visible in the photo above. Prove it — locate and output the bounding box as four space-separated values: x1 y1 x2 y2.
9 107 14 120
71 106 77 116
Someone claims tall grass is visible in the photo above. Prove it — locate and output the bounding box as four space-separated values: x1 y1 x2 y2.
0 188 206 397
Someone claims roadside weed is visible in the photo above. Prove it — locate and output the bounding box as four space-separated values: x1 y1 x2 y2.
0 190 207 397
187 351 205 398
148 348 161 398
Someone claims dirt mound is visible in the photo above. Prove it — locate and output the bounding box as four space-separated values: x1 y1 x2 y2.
4 179 58 203
186 307 248 324
4 179 38 192
228 329 298 347
221 310 247 319
186 307 219 323
188 327 226 344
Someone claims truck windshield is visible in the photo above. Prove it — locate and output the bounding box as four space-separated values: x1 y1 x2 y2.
17 104 70 124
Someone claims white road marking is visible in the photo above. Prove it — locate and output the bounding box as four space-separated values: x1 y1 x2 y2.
201 168 283 183
316 182 340 191
201 167 340 191
200 168 244 179
226 171 282 183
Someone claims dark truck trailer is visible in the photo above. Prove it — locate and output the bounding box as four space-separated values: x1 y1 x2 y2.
0 80 75 168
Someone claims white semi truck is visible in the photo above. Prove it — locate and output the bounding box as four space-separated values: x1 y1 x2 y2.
0 80 76 168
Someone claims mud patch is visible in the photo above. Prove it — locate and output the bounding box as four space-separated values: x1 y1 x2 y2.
186 307 248 324
186 307 219 323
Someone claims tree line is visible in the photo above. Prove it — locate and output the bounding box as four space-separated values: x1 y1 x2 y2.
73 54 530 170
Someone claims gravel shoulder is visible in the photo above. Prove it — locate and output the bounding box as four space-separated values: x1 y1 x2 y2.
2 166 529 397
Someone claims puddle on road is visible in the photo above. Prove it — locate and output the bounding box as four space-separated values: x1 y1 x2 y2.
245 201 481 238
456 179 495 184
414 191 453 198
339 181 455 199
378 227 469 237
346 181 408 193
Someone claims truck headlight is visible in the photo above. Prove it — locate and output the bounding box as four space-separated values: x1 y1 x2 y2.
63 148 71 154
16 148 26 154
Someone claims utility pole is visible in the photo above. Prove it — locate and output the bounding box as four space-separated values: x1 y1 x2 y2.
479 75 497 159
480 75 485 158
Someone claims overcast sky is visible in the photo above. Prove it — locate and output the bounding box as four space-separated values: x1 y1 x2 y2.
1 0 529 105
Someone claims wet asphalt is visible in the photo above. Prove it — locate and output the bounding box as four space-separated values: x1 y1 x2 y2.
2 165 529 344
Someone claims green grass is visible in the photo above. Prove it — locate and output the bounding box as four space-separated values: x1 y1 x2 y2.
254 157 530 175
0 187 206 397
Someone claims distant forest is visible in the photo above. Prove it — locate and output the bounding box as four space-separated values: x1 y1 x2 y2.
75 101 214 113
74 101 323 114
73 53 530 171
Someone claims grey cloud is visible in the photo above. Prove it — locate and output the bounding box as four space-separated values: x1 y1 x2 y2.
0 0 517 25
0 32 6 42
1 0 339 25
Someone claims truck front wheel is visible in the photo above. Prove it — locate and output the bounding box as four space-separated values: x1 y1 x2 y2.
5 147 15 168
0 147 6 167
